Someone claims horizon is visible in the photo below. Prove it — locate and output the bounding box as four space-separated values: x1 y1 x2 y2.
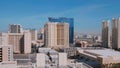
0 0 120 35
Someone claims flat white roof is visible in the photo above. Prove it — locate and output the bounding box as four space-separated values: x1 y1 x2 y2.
77 47 120 60
85 49 120 57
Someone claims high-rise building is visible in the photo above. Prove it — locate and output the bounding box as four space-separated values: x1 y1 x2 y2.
1 31 31 54
48 17 74 44
9 24 22 33
0 33 8 45
44 22 69 48
0 45 13 62
23 30 32 54
38 28 44 40
29 29 37 41
37 28 44 46
112 18 120 49
102 20 110 48
8 33 24 53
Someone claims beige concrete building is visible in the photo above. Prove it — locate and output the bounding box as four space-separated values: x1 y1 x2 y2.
23 30 31 54
38 28 44 41
0 45 13 62
0 31 31 54
29 29 37 41
102 20 110 48
112 18 120 49
0 30 31 53
44 22 69 48
0 33 8 45
8 31 31 54
77 47 120 68
8 33 24 53
9 24 23 33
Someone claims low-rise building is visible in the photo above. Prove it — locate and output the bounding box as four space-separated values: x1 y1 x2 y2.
0 61 17 68
63 47 77 57
77 47 120 68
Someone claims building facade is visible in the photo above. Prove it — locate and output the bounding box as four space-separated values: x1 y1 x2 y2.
29 29 37 41
0 31 31 54
37 48 92 68
112 18 120 49
44 22 69 48
0 33 8 45
102 20 110 48
8 33 24 53
48 17 74 44
37 48 67 68
23 30 32 53
38 28 44 40
0 45 13 62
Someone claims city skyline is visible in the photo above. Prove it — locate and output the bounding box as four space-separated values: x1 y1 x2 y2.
0 0 120 35
1 1 120 68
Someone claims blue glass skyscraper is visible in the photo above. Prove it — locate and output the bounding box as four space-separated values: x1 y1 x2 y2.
48 17 74 44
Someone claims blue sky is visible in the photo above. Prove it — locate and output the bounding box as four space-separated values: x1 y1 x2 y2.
0 0 120 34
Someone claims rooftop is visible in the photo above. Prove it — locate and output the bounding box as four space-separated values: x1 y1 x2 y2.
85 49 120 57
77 47 120 61
38 48 58 54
